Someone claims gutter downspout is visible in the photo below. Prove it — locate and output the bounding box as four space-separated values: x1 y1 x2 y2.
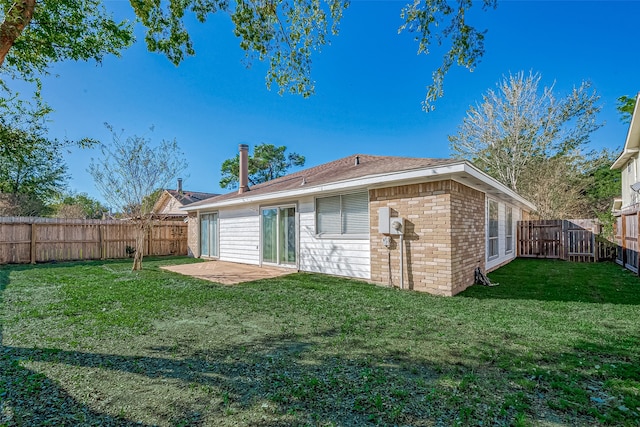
399 234 404 290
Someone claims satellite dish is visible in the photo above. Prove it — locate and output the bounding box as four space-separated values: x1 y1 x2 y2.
631 182 640 192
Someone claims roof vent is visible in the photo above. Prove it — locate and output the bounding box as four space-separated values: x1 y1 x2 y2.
354 155 360 166
301 177 306 186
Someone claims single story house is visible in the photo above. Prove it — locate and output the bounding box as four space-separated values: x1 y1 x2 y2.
153 178 219 219
183 145 535 296
611 92 640 272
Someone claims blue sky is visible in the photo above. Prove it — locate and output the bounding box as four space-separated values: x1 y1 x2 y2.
25 0 640 202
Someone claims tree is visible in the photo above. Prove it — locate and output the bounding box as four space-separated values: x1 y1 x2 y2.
1 0 495 110
0 125 68 201
449 71 601 194
219 143 305 189
582 149 621 215
53 192 108 219
89 125 187 270
517 155 589 219
0 99 73 215
580 149 621 237
617 95 636 123
0 0 133 82
0 192 46 216
135 0 497 110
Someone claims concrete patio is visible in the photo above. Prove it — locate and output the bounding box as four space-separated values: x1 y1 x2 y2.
161 260 295 285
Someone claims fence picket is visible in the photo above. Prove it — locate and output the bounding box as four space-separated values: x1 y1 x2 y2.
517 219 615 263
0 217 188 264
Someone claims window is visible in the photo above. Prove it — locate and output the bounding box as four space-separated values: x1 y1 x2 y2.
488 200 499 259
316 192 369 236
505 206 513 253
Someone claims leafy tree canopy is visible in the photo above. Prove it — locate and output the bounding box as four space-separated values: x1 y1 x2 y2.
53 192 108 219
1 0 497 110
0 0 134 83
0 96 73 205
220 143 305 189
449 71 605 219
449 71 601 193
616 95 636 124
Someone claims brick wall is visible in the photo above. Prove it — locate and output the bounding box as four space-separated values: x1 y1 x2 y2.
187 212 198 257
449 181 485 295
369 180 485 296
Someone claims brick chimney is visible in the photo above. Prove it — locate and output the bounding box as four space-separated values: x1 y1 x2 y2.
238 144 250 194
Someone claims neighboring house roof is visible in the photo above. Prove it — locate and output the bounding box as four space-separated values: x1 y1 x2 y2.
164 190 219 206
183 154 536 212
612 93 640 170
154 189 220 216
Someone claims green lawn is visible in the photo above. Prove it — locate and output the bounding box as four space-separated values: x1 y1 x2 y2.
1 257 639 426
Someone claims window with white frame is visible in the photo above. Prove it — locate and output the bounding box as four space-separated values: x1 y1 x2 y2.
316 191 369 236
488 200 499 259
505 206 513 253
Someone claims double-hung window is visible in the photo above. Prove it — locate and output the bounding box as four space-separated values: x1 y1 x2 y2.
488 200 499 259
316 192 369 236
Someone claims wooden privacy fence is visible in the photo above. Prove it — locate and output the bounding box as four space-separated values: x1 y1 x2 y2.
518 219 615 262
0 217 188 264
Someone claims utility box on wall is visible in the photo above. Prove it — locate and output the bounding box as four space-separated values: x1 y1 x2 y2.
378 207 404 235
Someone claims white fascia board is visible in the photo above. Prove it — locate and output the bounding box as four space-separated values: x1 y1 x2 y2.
612 93 640 170
182 163 467 211
611 149 640 170
182 161 535 212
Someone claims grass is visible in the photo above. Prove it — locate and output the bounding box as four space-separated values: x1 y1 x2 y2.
0 257 639 426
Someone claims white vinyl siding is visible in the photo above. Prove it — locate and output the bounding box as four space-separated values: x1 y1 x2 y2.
316 191 369 236
217 207 260 265
299 197 370 279
622 156 640 209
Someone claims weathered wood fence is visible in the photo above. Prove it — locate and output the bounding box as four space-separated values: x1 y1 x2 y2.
517 219 615 262
0 217 187 264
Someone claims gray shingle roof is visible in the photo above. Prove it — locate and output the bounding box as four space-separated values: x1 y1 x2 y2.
186 154 461 208
166 190 220 206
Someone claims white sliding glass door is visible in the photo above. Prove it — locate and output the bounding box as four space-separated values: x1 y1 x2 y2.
200 212 218 257
261 206 296 266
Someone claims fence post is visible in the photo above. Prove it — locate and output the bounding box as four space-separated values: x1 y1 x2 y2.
99 225 105 260
561 220 568 260
147 225 152 256
30 222 36 264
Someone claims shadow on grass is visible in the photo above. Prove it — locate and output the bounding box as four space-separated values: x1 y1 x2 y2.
3 267 151 426
1 259 640 425
459 259 640 305
0 260 196 427
3 328 639 426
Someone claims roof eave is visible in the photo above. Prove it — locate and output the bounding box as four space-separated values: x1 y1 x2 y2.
183 161 535 212
612 93 640 170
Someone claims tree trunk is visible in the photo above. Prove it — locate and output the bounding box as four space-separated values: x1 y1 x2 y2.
132 224 145 271
0 0 36 67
